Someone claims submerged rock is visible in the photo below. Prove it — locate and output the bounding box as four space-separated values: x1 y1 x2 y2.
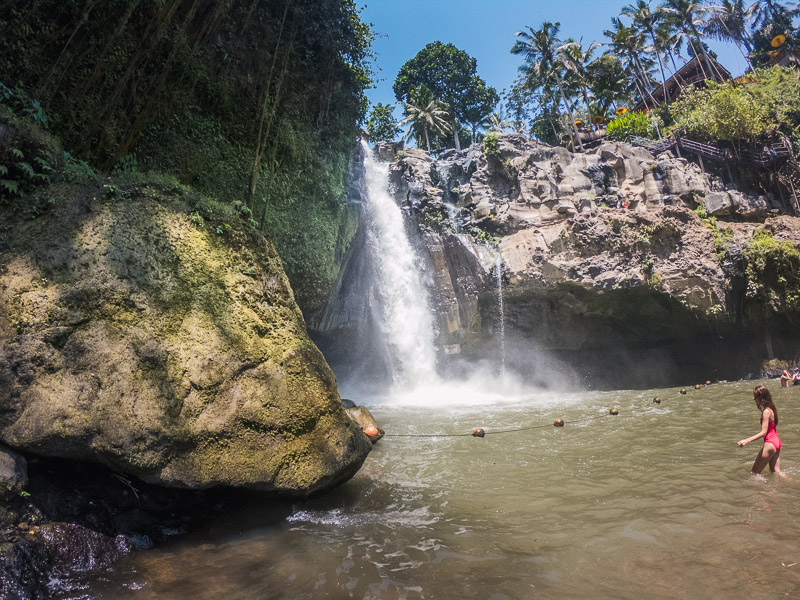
0 188 371 495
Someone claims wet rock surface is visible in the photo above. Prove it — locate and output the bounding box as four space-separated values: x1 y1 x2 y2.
0 457 278 599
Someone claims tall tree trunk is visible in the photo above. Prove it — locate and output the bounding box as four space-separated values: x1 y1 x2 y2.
248 0 291 211
686 36 710 80
649 30 670 103
452 117 461 151
424 125 431 152
632 53 660 108
558 81 584 152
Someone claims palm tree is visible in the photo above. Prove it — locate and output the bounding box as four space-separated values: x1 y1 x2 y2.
704 0 755 68
483 107 515 133
511 22 585 150
622 0 671 101
604 17 659 106
398 85 451 153
559 38 602 121
660 0 719 81
748 0 799 27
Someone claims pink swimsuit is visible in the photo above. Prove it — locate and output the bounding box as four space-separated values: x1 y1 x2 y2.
763 414 781 451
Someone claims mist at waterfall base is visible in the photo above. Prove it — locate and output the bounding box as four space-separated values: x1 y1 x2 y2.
331 142 578 406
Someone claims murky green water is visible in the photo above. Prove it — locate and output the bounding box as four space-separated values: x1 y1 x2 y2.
85 380 800 599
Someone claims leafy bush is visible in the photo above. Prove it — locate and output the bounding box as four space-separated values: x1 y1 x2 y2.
483 131 500 158
669 67 800 155
606 111 659 141
743 229 800 311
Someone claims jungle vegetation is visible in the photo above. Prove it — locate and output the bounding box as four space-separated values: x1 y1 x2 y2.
0 0 374 311
371 1 799 155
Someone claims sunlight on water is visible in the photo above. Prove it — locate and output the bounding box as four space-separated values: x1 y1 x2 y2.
87 380 800 600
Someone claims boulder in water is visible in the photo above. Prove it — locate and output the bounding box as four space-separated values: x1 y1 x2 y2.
0 190 371 495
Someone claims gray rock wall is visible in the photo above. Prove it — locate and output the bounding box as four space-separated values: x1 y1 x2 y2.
312 136 800 389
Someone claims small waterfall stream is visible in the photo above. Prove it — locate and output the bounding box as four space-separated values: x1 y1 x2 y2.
361 141 437 386
495 253 505 375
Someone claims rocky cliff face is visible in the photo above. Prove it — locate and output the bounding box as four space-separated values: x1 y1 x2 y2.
312 135 800 389
0 184 371 495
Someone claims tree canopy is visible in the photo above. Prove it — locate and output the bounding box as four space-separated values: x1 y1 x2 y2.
366 103 400 142
394 42 498 150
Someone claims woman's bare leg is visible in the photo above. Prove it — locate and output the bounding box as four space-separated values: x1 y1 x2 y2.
769 448 783 475
752 444 776 474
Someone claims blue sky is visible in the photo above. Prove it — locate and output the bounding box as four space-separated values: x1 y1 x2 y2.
361 0 749 118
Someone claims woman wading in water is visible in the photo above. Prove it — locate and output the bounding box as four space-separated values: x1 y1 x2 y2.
738 385 784 476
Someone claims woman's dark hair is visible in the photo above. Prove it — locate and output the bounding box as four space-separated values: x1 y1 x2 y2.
754 385 778 425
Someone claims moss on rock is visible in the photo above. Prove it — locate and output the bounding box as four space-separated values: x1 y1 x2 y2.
0 181 371 496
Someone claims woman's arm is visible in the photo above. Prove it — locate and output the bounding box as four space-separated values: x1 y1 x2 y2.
738 409 770 446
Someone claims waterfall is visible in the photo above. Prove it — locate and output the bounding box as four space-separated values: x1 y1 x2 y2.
495 254 506 375
445 202 462 233
361 141 437 386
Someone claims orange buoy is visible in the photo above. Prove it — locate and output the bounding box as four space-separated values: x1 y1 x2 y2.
472 427 486 438
363 426 382 443
705 380 711 385
609 408 619 415
694 384 702 390
554 418 565 427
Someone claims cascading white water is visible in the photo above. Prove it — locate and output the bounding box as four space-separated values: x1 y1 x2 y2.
445 202 462 233
495 254 505 375
361 141 437 386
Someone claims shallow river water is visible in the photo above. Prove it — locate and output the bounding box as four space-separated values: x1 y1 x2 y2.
85 379 800 599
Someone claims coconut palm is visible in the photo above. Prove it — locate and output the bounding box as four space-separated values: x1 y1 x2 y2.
748 0 799 27
660 0 719 81
559 38 602 120
604 17 660 106
511 21 586 150
704 0 755 67
398 85 451 152
622 0 671 101
482 107 515 133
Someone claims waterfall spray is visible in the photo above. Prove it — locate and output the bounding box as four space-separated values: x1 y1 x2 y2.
361 141 437 386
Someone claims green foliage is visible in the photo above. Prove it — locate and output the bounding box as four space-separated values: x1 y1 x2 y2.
398 85 451 152
467 224 499 244
694 205 735 264
0 140 55 207
483 131 501 158
366 103 399 142
421 205 446 231
606 111 659 141
0 0 376 309
23 101 47 127
669 67 800 153
63 152 97 183
585 55 631 117
461 76 500 138
669 81 769 147
750 8 798 67
115 153 138 174
393 41 496 149
743 229 800 311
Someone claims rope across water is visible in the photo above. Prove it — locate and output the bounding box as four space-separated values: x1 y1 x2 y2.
382 411 622 438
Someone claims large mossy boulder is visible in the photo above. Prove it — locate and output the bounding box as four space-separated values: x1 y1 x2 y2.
0 184 371 496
